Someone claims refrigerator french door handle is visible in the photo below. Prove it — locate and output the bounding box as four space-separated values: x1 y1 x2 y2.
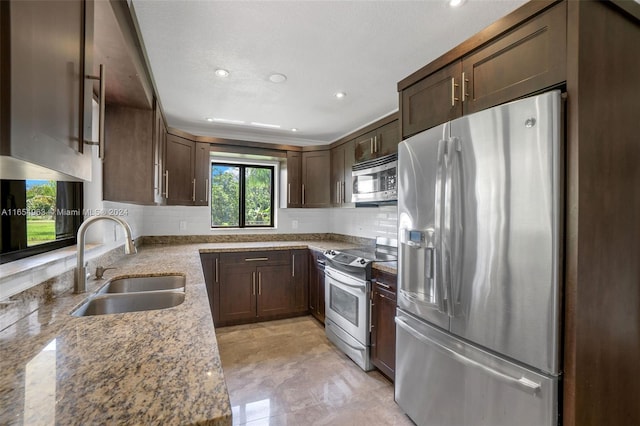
395 317 542 394
439 138 454 316
434 139 448 314
447 137 464 315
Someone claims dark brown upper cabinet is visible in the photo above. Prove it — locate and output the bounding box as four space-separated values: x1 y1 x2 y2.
354 120 400 163
401 62 463 139
400 2 566 138
194 142 210 206
0 0 93 181
330 140 355 206
103 100 167 205
286 151 303 208
301 150 331 208
165 134 196 205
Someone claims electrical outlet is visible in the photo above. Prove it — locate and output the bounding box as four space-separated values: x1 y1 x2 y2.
179 221 187 231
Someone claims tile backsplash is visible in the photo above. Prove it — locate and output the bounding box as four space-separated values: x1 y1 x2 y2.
120 203 398 239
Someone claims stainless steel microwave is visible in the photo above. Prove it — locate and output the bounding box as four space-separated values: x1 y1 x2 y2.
351 153 397 205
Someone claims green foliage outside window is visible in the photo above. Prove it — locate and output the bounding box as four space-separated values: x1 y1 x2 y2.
210 163 274 228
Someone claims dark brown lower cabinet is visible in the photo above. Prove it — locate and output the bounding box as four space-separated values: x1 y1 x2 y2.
371 269 397 381
219 262 256 324
256 264 291 317
308 250 325 323
201 249 310 327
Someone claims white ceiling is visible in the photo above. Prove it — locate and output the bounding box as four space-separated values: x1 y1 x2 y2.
131 0 527 146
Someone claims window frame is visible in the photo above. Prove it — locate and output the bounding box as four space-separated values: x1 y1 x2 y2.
0 180 83 264
210 161 276 229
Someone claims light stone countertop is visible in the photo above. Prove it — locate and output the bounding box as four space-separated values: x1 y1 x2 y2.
0 239 372 425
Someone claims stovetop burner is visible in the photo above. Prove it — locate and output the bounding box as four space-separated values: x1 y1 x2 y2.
324 237 397 271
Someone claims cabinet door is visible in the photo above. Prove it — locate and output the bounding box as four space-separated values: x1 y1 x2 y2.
103 105 154 204
219 262 256 323
376 120 400 157
331 141 355 206
462 2 566 114
153 100 167 204
371 286 397 381
292 250 309 313
199 253 219 325
286 151 302 207
194 142 210 206
4 0 92 181
354 131 376 163
308 250 325 323
401 61 462 139
165 134 195 205
301 150 330 207
330 145 345 206
256 264 292 318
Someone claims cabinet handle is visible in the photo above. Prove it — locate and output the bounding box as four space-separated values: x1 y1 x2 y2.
376 282 391 290
451 77 459 107
252 272 256 295
462 72 469 102
215 258 219 283
342 181 346 203
192 179 196 202
292 254 295 277
205 178 209 203
164 170 169 198
245 257 268 262
84 64 106 159
369 300 374 332
258 272 262 295
302 184 305 205
374 136 378 153
288 183 291 204
370 138 374 154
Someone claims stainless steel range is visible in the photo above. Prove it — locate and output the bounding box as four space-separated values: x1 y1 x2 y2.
323 237 397 371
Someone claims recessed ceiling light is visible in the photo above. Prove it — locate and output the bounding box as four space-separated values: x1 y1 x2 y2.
291 128 298 132
205 117 214 122
334 92 346 99
250 122 281 129
269 73 287 83
214 69 229 77
211 118 245 125
449 0 465 7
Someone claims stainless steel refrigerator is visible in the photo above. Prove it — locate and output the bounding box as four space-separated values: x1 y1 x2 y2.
395 90 562 426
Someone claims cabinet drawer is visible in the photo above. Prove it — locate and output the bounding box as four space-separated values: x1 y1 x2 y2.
462 2 566 114
220 250 291 265
372 269 397 294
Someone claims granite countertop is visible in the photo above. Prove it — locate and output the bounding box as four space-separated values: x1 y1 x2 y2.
0 239 370 425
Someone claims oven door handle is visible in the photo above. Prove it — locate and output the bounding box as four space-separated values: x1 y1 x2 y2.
325 269 367 290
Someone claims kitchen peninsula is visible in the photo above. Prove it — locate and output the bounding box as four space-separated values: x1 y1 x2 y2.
0 237 376 425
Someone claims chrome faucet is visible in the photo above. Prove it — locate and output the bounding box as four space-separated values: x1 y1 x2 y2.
75 215 137 293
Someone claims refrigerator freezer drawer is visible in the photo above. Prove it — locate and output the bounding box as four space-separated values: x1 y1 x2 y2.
395 310 559 426
325 318 373 371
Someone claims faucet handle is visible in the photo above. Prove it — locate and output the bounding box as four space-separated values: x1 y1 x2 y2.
95 266 116 280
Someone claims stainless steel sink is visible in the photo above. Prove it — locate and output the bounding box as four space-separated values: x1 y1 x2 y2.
71 291 185 317
96 275 185 294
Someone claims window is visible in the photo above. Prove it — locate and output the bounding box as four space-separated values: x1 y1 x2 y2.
210 162 275 228
1 179 83 264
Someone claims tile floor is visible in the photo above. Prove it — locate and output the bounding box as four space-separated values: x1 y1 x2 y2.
216 316 415 426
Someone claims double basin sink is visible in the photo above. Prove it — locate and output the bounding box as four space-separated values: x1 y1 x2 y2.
72 275 186 317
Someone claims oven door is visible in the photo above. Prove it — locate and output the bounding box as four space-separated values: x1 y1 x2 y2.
324 266 369 345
